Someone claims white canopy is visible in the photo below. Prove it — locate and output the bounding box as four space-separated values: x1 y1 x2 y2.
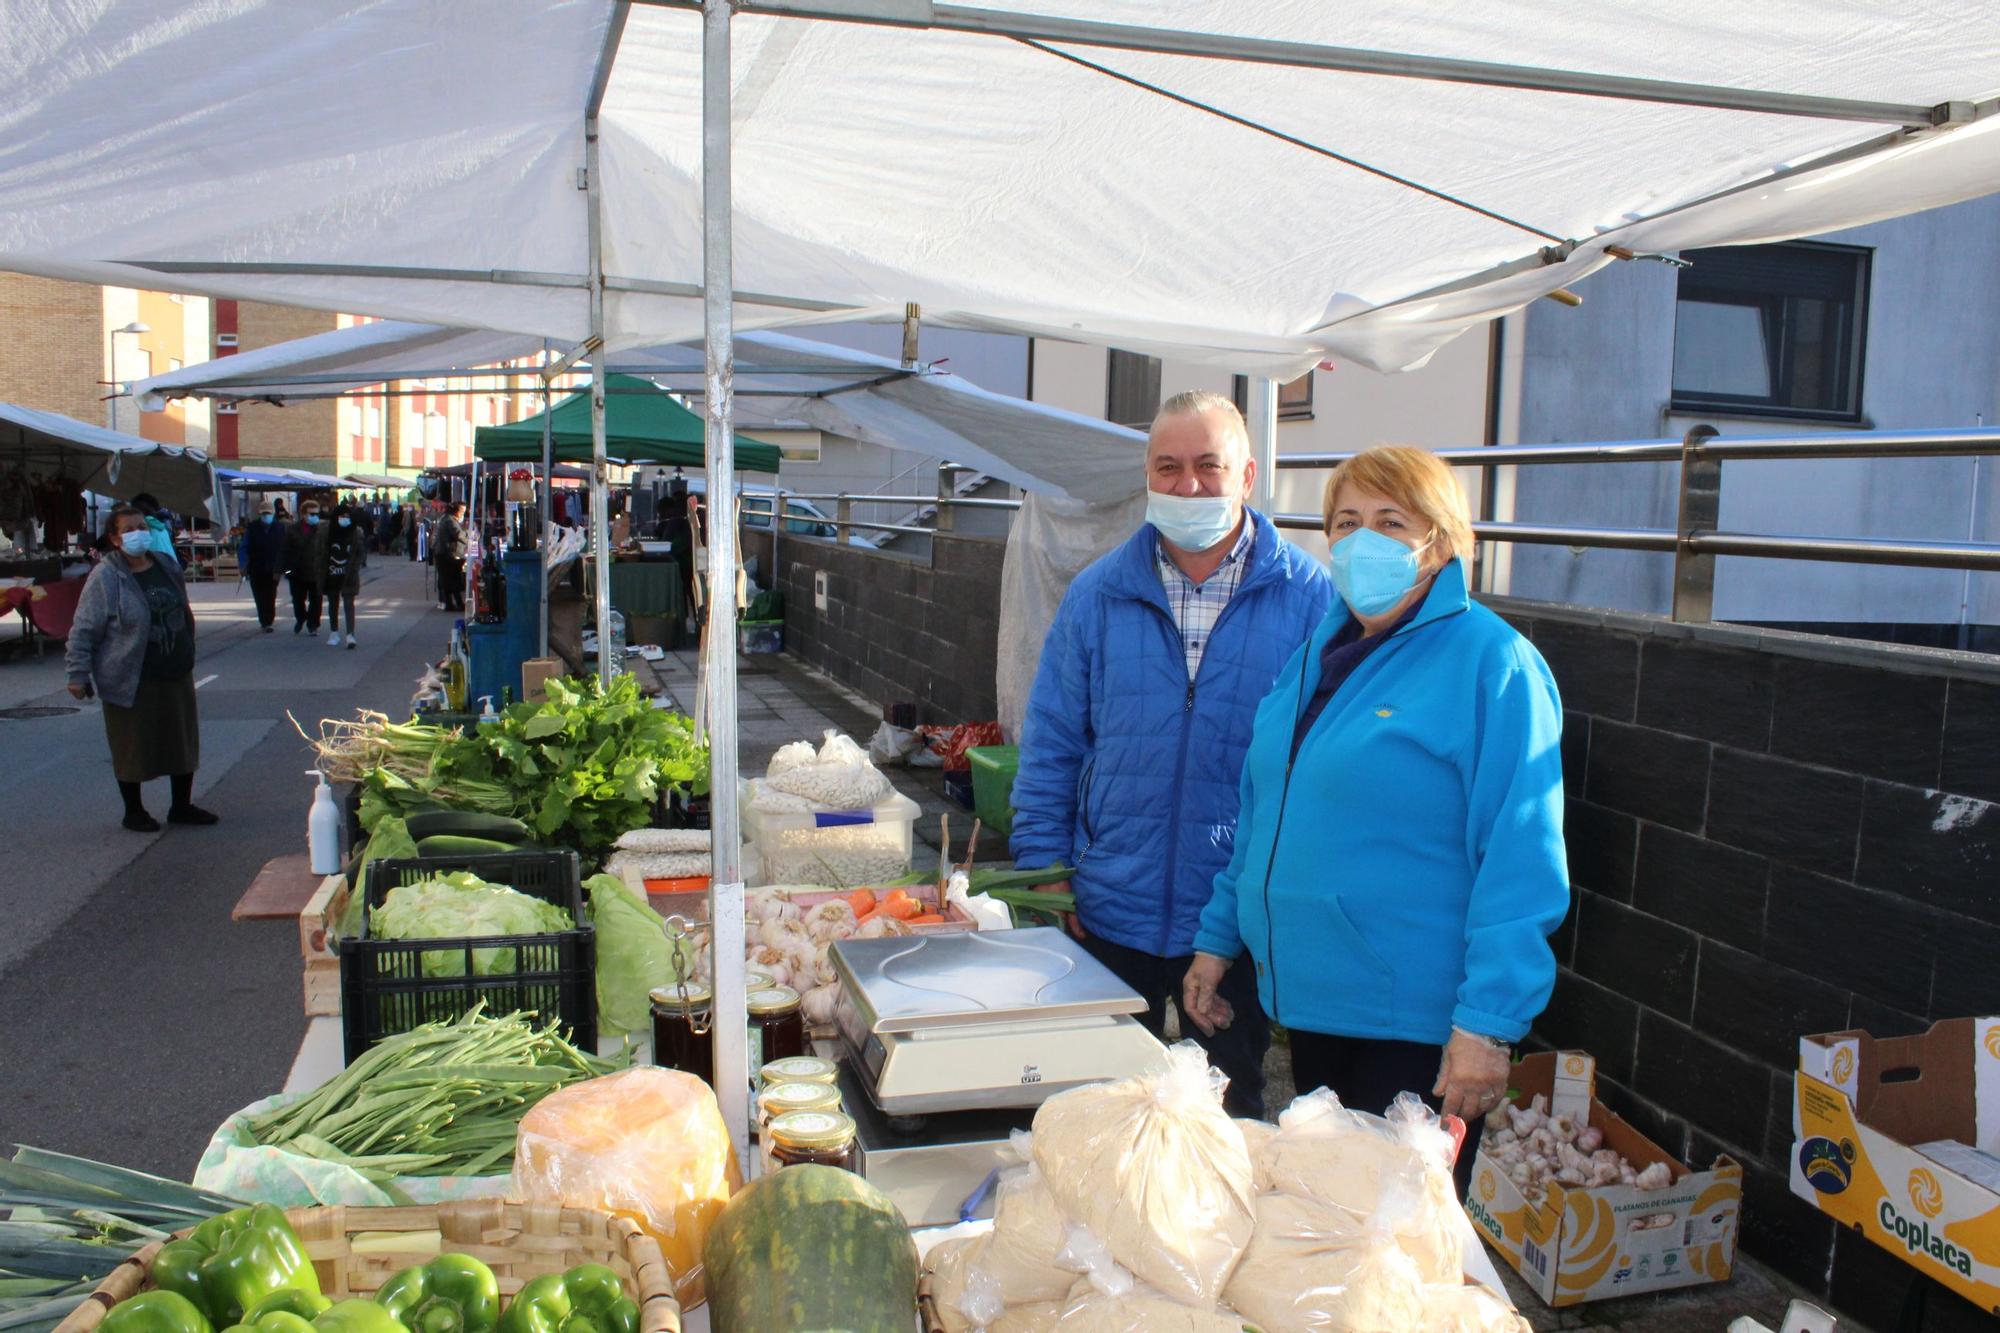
5 2 2000 375
135 322 1147 503
0 401 222 523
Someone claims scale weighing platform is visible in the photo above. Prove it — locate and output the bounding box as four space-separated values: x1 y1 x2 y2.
827 927 1167 1226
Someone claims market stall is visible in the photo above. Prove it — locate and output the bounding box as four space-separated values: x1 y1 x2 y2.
18 5 2000 1328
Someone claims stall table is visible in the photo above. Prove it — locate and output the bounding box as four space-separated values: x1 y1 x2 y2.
609 558 686 648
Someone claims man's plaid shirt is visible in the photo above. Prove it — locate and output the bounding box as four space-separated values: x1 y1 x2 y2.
1155 519 1255 682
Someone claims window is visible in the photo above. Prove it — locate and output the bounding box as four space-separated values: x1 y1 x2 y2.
1232 371 1315 422
1106 349 1161 428
1671 241 1869 421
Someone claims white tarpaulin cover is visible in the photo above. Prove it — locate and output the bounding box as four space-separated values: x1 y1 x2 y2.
135 322 1148 503
0 401 222 522
5 3 2000 374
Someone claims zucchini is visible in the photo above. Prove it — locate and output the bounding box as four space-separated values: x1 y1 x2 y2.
416 835 522 858
403 811 533 843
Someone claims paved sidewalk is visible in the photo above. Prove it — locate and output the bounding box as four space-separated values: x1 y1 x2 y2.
0 556 449 1175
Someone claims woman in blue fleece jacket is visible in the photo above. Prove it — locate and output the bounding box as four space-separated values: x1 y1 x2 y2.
1184 445 1568 1158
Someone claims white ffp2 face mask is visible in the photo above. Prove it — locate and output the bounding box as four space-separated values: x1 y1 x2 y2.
1147 490 1241 554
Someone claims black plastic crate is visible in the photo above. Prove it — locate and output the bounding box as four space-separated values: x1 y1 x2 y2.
339 850 595 1062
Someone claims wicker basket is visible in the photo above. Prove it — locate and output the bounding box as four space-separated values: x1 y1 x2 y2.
54 1201 680 1333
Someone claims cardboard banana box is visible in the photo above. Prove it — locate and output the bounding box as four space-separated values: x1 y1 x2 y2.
1791 1016 2000 1313
1465 1051 1741 1305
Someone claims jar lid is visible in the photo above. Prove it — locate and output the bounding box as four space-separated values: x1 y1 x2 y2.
758 1082 841 1115
760 1056 838 1086
747 985 802 1015
649 981 712 1009
768 1110 856 1150
745 969 774 991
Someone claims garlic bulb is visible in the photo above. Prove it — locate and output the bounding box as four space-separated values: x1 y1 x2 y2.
1482 1095 1676 1194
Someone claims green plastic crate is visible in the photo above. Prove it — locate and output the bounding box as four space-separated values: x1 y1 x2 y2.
967 744 1020 836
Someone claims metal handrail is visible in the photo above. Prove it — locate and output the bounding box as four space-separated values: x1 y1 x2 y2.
761 425 2000 623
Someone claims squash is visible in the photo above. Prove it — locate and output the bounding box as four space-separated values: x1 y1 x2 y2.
704 1165 918 1332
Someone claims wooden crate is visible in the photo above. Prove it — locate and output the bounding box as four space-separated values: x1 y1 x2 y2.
298 872 349 1017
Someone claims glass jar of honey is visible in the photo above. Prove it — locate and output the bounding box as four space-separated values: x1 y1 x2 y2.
757 1080 842 1138
746 986 806 1071
648 981 713 1086
766 1110 858 1172
759 1055 838 1090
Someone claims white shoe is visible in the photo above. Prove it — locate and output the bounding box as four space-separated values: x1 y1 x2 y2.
345 635 358 650
327 632 342 647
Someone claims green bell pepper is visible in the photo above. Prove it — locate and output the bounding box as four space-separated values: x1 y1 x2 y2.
374 1256 499 1333
494 1265 636 1333
216 1288 335 1333
153 1205 322 1328
313 1299 413 1333
101 1291 216 1333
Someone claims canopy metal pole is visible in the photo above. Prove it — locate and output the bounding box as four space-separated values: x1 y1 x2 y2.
1246 376 1277 515
702 0 750 1165
585 145 613 687
539 342 555 661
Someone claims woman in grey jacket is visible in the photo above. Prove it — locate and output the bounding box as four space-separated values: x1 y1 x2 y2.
64 506 218 832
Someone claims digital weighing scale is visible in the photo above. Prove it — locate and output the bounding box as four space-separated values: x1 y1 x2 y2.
828 927 1167 1226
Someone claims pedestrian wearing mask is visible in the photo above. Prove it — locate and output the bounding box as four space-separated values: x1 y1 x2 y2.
64 505 217 832
1009 390 1331 1118
239 501 287 632
319 501 366 649
282 501 323 634
1184 446 1567 1189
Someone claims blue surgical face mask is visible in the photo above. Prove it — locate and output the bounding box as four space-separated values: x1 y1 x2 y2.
306 513 319 526
261 513 274 524
1146 490 1241 555
118 530 150 557
337 516 352 528
1327 526 1429 616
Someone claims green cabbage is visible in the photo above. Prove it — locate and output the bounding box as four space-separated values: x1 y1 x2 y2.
584 872 677 1037
372 871 574 977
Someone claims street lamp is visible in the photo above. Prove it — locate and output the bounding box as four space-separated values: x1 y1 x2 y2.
106 321 150 434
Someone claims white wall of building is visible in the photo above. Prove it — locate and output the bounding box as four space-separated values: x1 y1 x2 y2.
1505 194 2000 628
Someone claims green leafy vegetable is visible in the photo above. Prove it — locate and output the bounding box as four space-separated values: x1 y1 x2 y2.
582 873 676 1038
333 676 709 858
371 872 574 977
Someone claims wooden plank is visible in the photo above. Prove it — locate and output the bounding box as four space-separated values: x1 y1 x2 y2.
233 853 322 920
299 873 349 1018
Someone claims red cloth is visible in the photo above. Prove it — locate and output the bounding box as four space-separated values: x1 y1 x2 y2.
919 721 1006 770
24 577 82 641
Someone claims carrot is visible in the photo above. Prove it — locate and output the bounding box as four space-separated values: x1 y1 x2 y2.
845 889 876 916
905 913 945 925
878 891 923 920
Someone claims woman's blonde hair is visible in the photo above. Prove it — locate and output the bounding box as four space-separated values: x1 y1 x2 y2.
1321 445 1475 564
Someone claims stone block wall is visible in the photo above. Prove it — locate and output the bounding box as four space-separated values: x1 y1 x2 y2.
1494 599 2000 1330
742 526 1005 725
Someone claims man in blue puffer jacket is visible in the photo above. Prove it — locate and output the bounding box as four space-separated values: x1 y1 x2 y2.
1010 389 1331 1116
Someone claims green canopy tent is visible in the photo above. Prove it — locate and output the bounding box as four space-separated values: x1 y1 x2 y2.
473 373 781 472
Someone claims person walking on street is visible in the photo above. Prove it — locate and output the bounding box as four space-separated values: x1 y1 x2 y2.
434 500 469 612
282 500 323 635
64 505 218 832
1008 390 1332 1118
320 501 366 649
238 501 286 632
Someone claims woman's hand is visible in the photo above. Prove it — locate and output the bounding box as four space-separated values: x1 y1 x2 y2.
1434 1028 1511 1121
1181 953 1236 1035
66 680 89 701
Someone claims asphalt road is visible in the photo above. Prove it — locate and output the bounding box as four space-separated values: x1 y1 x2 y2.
0 555 449 1176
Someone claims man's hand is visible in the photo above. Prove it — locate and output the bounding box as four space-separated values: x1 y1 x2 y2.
1181 953 1235 1036
1034 880 1085 939
66 680 89 701
1434 1029 1512 1122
